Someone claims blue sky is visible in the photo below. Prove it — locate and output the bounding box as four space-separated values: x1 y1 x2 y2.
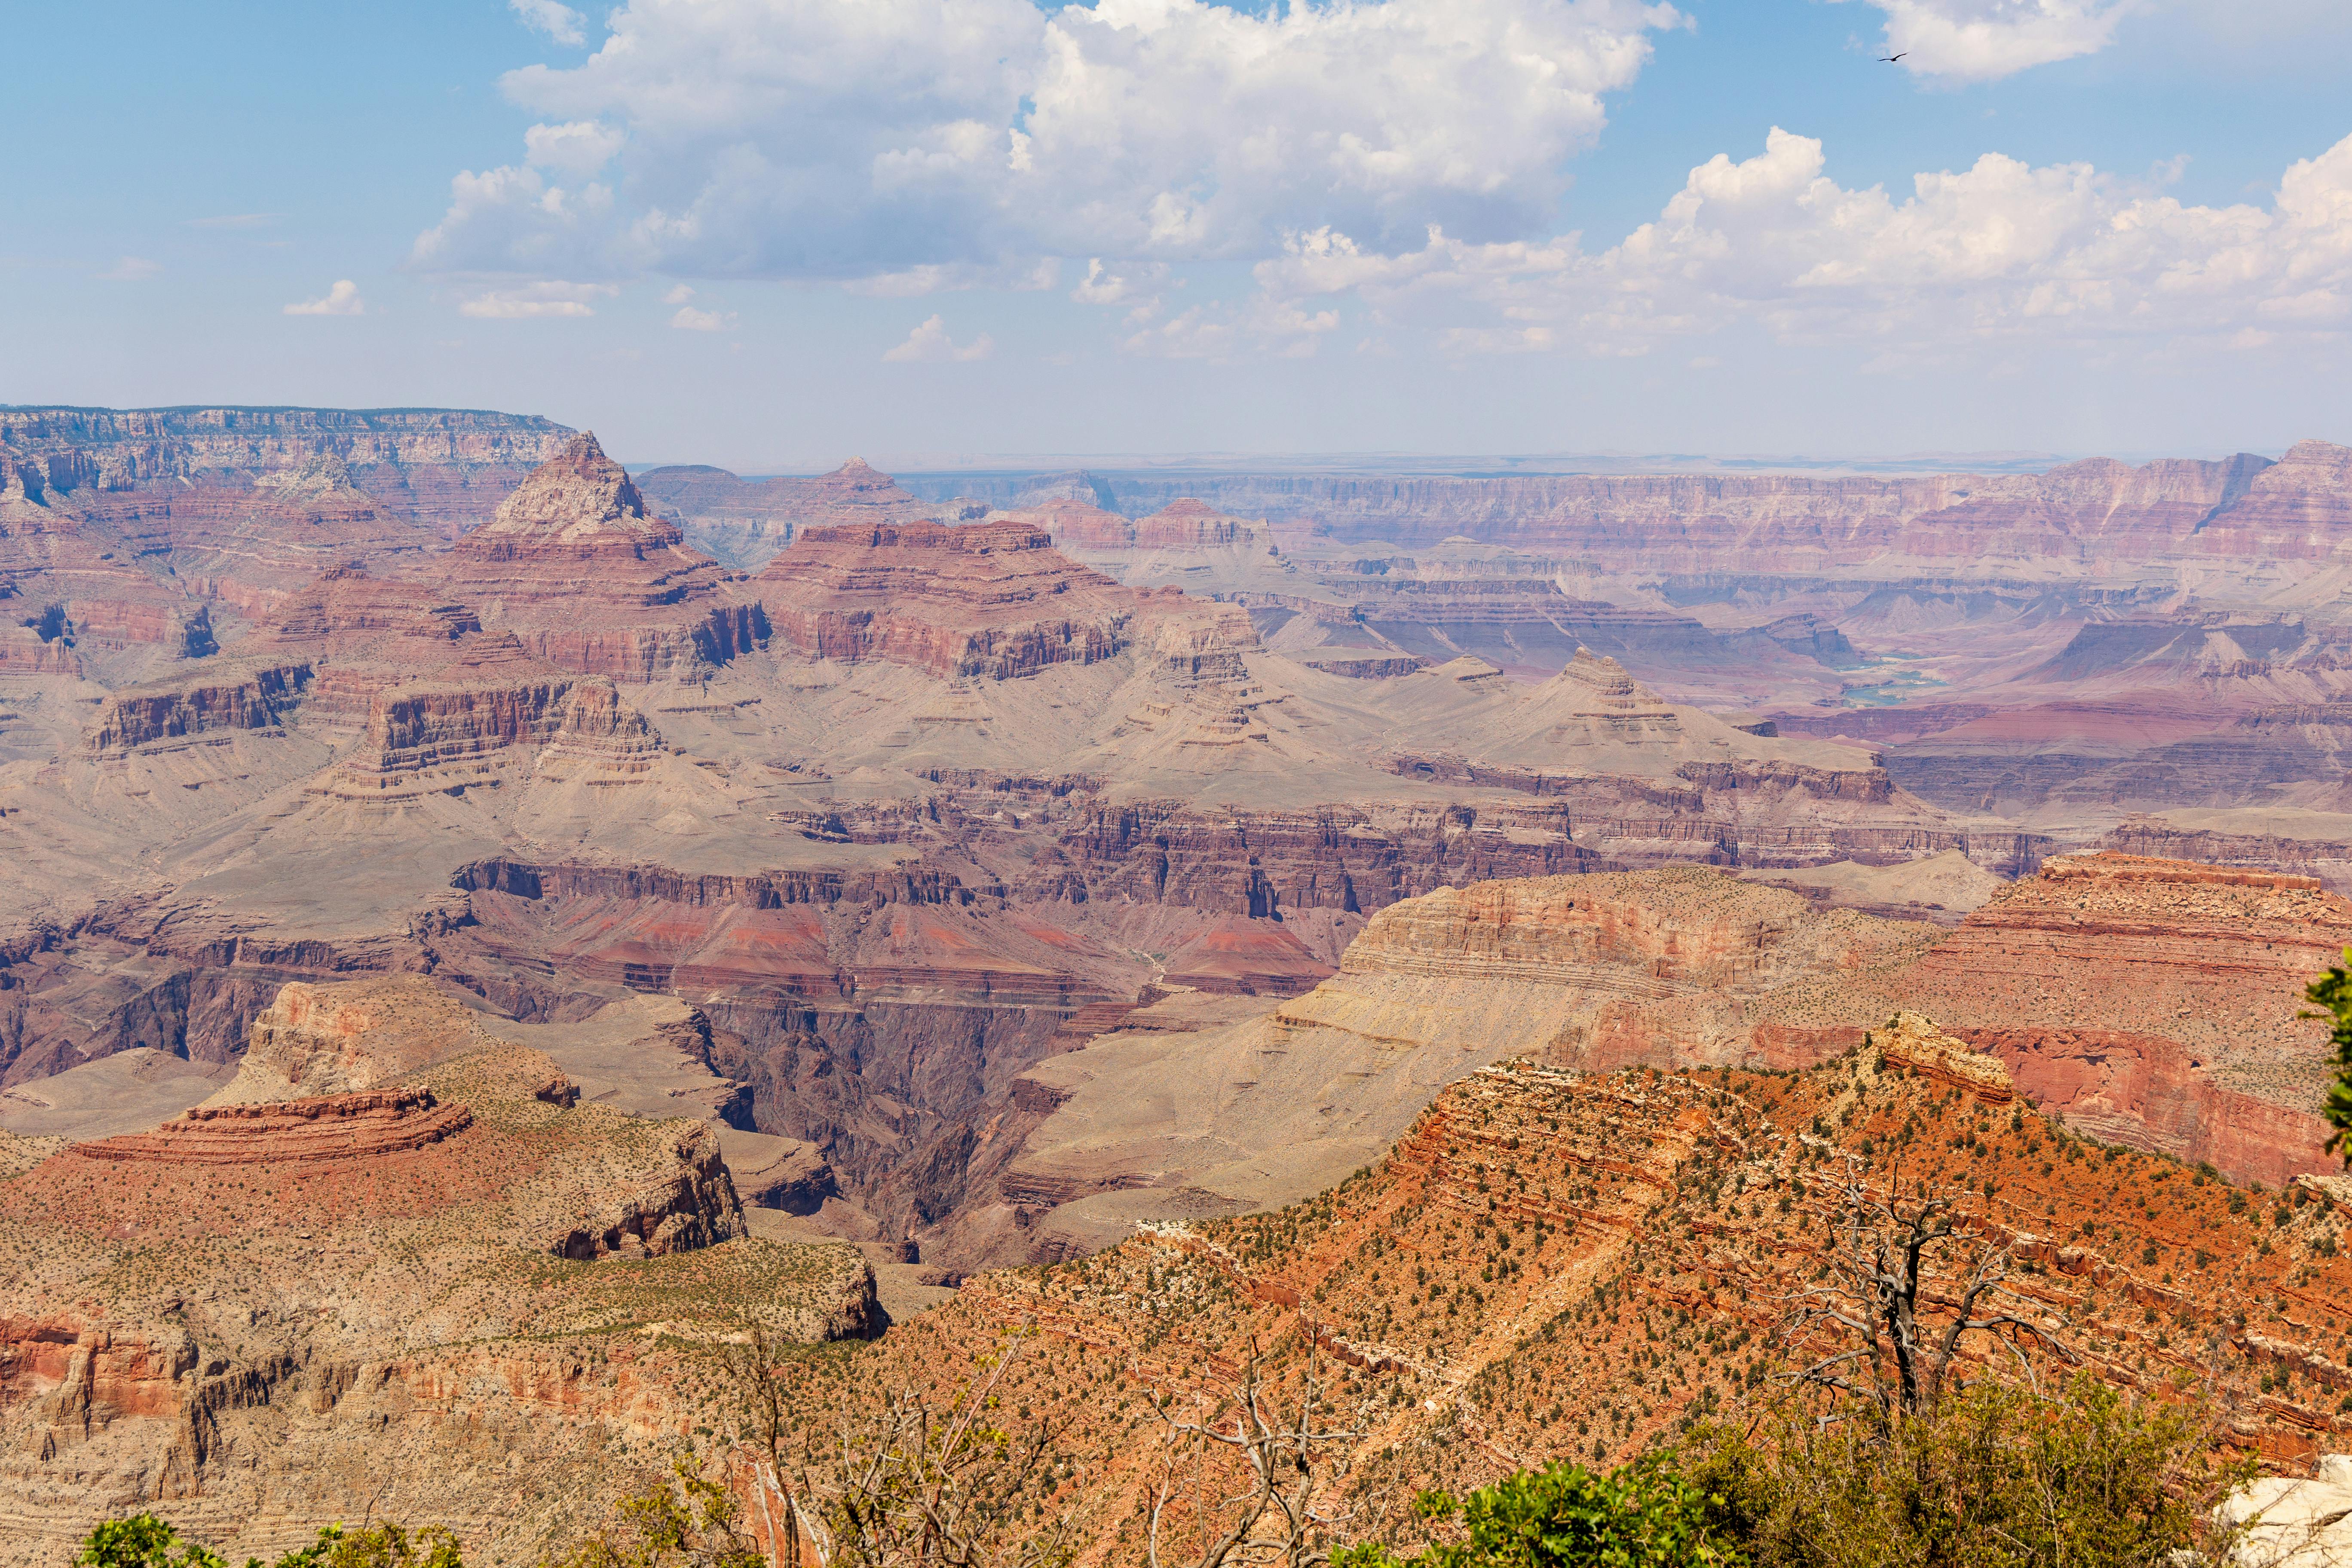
3 0 2349 470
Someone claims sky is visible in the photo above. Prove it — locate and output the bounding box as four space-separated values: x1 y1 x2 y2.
3 0 2350 471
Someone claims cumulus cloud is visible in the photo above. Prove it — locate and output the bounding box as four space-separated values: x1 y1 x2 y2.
524 120 626 179
883 315 994 362
1251 127 2352 356
511 0 585 47
1072 258 1167 305
285 280 365 316
1842 0 2133 82
458 279 618 318
671 305 736 330
414 0 1678 284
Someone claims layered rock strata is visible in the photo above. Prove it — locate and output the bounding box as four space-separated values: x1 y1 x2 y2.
83 658 311 753
427 433 763 681
70 1087 473 1165
757 519 1196 679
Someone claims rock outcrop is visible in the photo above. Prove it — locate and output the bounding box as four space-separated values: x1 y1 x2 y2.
826 1048 2352 1564
83 658 312 753
70 1087 474 1165
316 640 663 798
1882 853 2352 1185
757 519 1200 679
429 433 763 681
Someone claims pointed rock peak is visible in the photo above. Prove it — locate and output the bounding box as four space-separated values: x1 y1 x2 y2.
823 456 909 494
1153 498 1220 518
486 432 654 535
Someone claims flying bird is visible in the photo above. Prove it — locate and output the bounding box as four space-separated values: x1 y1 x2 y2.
1880 51 1907 61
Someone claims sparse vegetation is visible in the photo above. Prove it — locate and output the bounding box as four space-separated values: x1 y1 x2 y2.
77 1516 464 1568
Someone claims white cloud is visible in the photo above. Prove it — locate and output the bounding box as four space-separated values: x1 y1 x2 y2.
524 119 626 179
882 315 994 362
285 279 365 316
1249 127 2352 357
414 0 1678 284
511 0 585 48
671 305 736 331
662 283 695 304
458 279 618 318
1072 257 1167 305
1840 0 2133 83
99 257 160 281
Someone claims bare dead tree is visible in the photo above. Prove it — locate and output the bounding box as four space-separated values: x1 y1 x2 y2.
1779 1156 2074 1427
1144 1339 1364 1568
782 1331 1078 1568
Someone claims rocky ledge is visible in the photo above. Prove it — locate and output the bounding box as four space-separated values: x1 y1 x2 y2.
69 1087 472 1165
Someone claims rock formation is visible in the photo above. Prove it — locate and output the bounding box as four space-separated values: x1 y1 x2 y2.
428 433 764 681
756 517 1233 680
960 853 2352 1264
70 1087 475 1165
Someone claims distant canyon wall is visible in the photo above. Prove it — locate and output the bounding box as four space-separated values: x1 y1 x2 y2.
1 406 573 535
903 442 2352 568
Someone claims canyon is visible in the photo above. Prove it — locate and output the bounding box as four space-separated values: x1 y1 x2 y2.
8 407 2352 1556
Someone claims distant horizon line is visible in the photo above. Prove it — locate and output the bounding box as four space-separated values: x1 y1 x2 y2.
0 401 2316 478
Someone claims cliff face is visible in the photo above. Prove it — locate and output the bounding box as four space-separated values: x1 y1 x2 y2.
0 405 571 535
977 852 2352 1267
1884 853 2352 1185
83 659 312 753
757 520 1188 679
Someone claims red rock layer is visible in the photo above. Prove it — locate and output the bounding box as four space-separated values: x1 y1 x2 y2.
426 432 763 681
70 1087 472 1165
757 519 1174 679
321 638 662 795
0 405 568 535
1159 916 1335 996
253 561 481 656
1888 852 2352 1183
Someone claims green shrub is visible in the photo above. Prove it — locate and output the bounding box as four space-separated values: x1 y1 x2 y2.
1682 1375 2247 1568
1332 1455 1740 1567
77 1518 462 1568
